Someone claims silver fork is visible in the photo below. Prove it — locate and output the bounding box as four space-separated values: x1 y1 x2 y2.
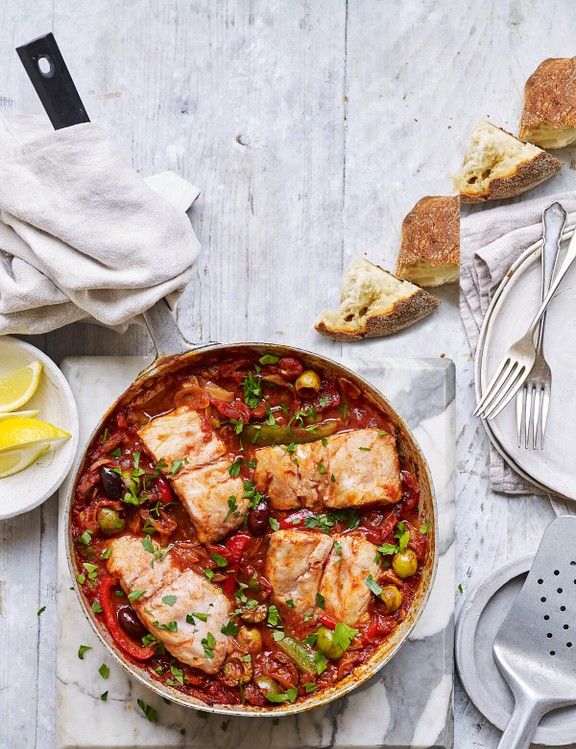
474 206 576 421
515 202 566 448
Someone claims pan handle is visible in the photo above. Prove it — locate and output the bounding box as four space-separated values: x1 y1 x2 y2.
16 33 90 129
143 298 205 357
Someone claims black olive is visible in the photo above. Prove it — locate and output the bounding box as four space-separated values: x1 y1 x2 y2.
248 500 270 536
100 466 124 499
117 603 147 640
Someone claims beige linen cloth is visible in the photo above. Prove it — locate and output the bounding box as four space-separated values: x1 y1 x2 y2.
0 115 200 334
460 191 576 495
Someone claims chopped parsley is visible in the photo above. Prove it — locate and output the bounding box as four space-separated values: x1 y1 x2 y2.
98 663 110 679
162 595 177 607
267 604 281 627
82 562 99 582
334 541 343 557
377 542 398 556
170 664 185 685
78 530 92 545
203 568 215 581
186 612 209 625
229 457 243 478
220 619 239 636
77 644 92 660
272 630 285 642
317 462 327 474
286 599 295 608
314 651 329 675
243 480 264 509
419 520 431 534
358 446 372 452
169 459 186 475
269 517 280 531
333 622 358 651
37 606 46 616
210 551 228 568
304 682 316 694
242 371 262 408
365 574 383 596
110 447 122 458
318 396 330 407
100 691 108 701
264 687 298 704
315 592 326 609
101 547 112 560
91 600 103 614
201 632 216 659
137 698 158 722
259 354 279 365
128 590 146 602
225 495 238 519
154 620 178 632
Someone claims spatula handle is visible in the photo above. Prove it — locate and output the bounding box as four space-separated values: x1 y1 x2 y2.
497 699 543 749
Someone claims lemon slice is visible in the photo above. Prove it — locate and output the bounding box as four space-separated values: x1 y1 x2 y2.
0 409 40 422
0 361 43 413
0 443 50 479
0 417 70 453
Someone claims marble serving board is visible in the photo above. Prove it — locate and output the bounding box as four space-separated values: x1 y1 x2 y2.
57 356 455 749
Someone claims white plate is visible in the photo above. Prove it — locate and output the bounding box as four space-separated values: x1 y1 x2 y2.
0 337 79 519
476 227 576 500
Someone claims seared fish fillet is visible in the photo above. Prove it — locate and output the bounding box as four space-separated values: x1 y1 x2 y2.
172 460 248 543
265 529 333 615
106 535 231 673
319 533 381 626
254 428 401 510
254 441 328 511
138 406 226 470
325 429 401 507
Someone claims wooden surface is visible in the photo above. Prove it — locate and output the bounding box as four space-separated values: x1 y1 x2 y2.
0 1 575 747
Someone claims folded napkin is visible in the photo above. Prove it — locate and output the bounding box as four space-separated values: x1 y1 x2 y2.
0 114 200 334
460 190 576 495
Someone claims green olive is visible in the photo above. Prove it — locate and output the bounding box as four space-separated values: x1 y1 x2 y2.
255 675 280 696
97 507 125 537
316 626 345 660
379 585 404 613
295 370 322 398
392 549 418 579
237 626 263 653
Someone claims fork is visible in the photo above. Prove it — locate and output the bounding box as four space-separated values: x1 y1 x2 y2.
474 206 576 421
515 202 566 448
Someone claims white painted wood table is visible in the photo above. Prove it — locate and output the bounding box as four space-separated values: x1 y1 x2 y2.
1 1 575 747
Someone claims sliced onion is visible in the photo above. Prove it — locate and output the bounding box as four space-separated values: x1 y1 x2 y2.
205 381 234 402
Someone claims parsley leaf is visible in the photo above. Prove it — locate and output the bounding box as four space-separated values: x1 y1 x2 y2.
365 574 383 596
267 604 281 627
220 619 239 636
315 592 325 609
162 595 177 607
211 551 228 568
137 698 157 722
77 644 92 660
229 457 243 478
259 354 279 365
98 663 110 679
128 589 146 602
332 622 358 652
78 529 92 546
269 517 280 531
242 371 262 408
201 632 216 658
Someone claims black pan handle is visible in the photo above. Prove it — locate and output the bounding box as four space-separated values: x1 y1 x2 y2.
16 33 90 129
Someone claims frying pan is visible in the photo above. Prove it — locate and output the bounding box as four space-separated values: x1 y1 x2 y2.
17 34 438 716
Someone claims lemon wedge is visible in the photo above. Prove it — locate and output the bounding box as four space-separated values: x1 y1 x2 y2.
0 409 40 422
0 361 43 413
0 417 70 453
0 443 50 479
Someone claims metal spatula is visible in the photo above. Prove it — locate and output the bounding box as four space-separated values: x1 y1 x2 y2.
494 516 576 749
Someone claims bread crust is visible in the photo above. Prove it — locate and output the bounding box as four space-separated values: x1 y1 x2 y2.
315 287 440 341
519 57 576 146
395 195 460 284
459 148 562 203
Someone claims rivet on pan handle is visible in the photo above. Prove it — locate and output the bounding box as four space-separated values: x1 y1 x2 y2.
16 32 90 129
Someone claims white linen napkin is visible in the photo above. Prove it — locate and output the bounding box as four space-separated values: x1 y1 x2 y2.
0 115 200 335
460 190 576 495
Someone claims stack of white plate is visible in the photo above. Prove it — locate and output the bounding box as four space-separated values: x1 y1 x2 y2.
475 226 576 503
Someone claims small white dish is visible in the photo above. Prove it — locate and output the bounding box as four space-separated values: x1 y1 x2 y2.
0 336 79 519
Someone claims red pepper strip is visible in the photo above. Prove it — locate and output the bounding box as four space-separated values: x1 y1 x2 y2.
222 575 237 598
99 576 156 661
156 476 174 503
212 398 251 423
224 533 252 567
317 613 337 630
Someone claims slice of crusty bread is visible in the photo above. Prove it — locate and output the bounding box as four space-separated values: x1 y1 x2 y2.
453 121 562 203
395 195 460 287
519 57 576 148
315 258 440 341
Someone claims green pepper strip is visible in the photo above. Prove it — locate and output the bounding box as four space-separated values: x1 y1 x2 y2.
243 420 338 446
277 636 316 674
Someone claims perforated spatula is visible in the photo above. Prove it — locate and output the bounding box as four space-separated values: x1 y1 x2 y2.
493 516 576 749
